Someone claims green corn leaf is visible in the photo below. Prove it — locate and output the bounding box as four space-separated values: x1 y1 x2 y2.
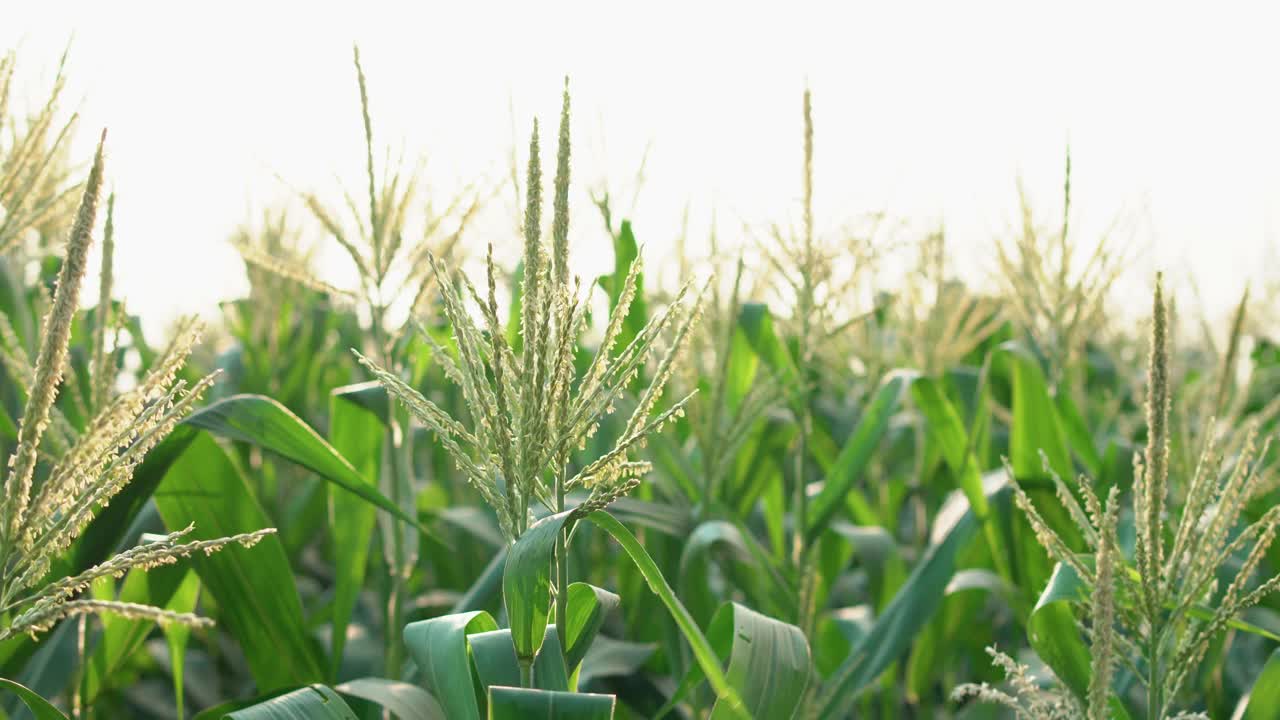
487 686 615 720
504 510 574 666
402 611 499 720
1239 646 1280 720
581 511 750 719
326 383 385 677
562 583 620 673
0 678 69 720
152 431 326 690
1028 563 1134 719
911 374 1015 585
678 521 757 627
911 375 987 519
224 684 357 719
184 393 432 537
80 557 189 704
997 343 1071 480
334 677 446 720
163 570 201 719
806 370 913 540
657 602 811 720
737 303 796 387
1028 563 1094 705
1054 388 1102 476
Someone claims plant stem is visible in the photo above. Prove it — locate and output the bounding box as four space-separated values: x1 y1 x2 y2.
792 385 816 635
1147 632 1164 720
384 417 406 678
555 465 569 668
520 658 534 689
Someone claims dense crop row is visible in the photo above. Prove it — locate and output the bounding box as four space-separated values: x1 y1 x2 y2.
0 48 1276 719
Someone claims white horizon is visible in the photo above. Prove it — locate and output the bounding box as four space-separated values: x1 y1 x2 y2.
5 0 1278 344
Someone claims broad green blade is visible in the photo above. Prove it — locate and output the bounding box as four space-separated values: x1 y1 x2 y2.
402 611 499 720
1027 563 1094 705
467 630 521 689
709 603 810 720
737 303 796 387
1054 389 1102 476
581 511 749 719
487 686 615 720
1029 563 1136 718
185 393 430 536
562 583 620 672
326 383 385 677
911 374 1013 585
911 375 987 519
225 684 357 719
503 510 574 665
736 302 839 471
335 677 446 720
193 688 302 719
996 343 1071 480
1240 647 1280 720
153 432 326 689
0 678 69 720
655 601 811 720
163 570 201 719
807 370 913 539
81 559 188 704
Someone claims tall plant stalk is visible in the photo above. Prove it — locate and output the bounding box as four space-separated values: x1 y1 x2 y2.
792 88 818 634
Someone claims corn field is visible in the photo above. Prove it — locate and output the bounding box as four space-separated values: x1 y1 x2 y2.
0 45 1277 720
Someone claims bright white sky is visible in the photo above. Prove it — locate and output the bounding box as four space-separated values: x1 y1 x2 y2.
5 1 1279 337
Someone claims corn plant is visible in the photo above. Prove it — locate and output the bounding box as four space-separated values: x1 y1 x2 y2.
0 133 282 719
957 275 1280 719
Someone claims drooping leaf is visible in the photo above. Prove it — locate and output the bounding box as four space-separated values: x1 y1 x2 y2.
224 684 357 719
152 432 326 690
184 393 430 535
334 677 446 720
658 602 811 720
1028 563 1134 719
911 375 987 520
0 678 69 720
